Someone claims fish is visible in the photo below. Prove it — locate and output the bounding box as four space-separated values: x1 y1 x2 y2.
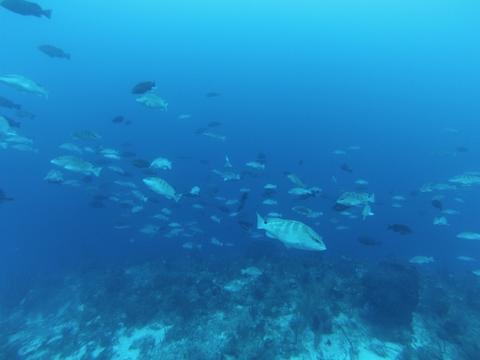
1 0 51 18
143 177 181 202
0 95 21 110
150 157 172 170
207 121 222 128
449 174 480 186
38 45 70 59
0 74 48 98
431 199 443 210
409 256 434 265
257 213 326 251
433 216 449 226
72 130 102 141
131 81 155 95
337 192 375 207
457 232 480 241
284 172 306 188
387 224 413 235
357 236 381 246
205 91 221 98
44 169 64 184
340 163 353 173
111 115 125 124
51 155 102 177
136 92 168 110
0 190 14 203
132 159 150 168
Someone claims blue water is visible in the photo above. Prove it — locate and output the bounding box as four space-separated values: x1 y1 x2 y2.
1 1 480 358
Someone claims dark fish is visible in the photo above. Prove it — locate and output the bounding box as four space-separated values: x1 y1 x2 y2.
237 192 249 212
207 121 222 128
89 200 105 209
238 220 253 232
15 110 35 119
205 92 221 98
387 224 413 235
431 199 443 210
332 203 351 212
357 236 381 246
262 189 276 198
456 146 469 153
194 127 207 135
132 159 150 168
0 96 21 110
1 0 51 18
298 160 304 166
38 44 70 59
257 152 267 162
340 163 353 173
112 115 125 124
0 190 14 203
131 81 155 95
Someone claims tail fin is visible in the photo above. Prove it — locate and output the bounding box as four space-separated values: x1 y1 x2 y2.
43 9 52 19
66 53 71 60
256 213 266 230
175 193 183 202
93 167 102 177
369 193 375 203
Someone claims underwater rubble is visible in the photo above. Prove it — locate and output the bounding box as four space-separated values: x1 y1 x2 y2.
1 255 480 360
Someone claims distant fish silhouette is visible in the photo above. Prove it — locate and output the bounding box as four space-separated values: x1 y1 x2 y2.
0 190 14 203
1 0 52 18
38 45 70 60
205 91 221 98
431 199 443 210
131 81 155 95
0 95 21 110
340 163 353 173
112 115 125 124
387 224 413 235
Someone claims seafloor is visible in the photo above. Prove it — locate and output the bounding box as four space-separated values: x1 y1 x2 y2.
1 250 480 360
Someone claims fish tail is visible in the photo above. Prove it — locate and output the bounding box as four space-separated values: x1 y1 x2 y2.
175 194 183 202
256 213 265 230
44 9 52 19
93 167 102 177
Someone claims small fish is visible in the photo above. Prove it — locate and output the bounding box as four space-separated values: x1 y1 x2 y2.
205 91 221 98
0 190 14 203
0 95 21 110
357 236 381 246
132 159 150 168
1 0 52 18
38 45 70 59
340 163 353 173
387 224 413 235
112 115 125 124
207 121 222 128
431 199 443 210
131 81 155 95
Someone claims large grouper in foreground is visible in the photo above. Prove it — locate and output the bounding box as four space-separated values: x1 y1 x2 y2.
257 213 326 251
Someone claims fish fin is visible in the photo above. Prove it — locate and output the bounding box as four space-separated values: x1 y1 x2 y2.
43 9 52 19
93 167 102 177
370 193 375 203
256 213 266 230
266 232 276 239
175 194 183 202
